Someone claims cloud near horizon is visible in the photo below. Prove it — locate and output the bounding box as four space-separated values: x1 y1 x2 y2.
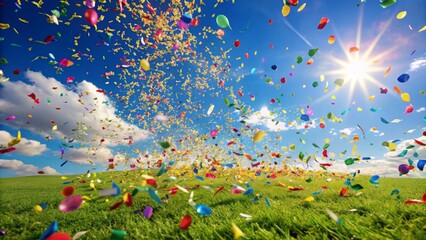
0 71 149 147
0 159 59 176
0 130 48 156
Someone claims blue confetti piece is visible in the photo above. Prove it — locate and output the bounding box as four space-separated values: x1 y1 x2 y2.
380 117 389 124
148 188 162 205
417 160 426 171
244 188 254 196
195 176 204 181
40 220 58 240
112 182 120 197
369 175 380 184
265 198 271 208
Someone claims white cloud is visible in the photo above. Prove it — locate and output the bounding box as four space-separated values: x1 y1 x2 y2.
0 71 149 146
416 107 425 113
0 130 47 156
66 147 113 165
0 159 59 176
340 128 354 136
320 135 426 178
408 57 426 72
242 107 316 132
154 114 169 122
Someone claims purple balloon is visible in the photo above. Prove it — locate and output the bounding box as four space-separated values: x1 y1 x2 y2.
85 0 96 8
398 164 410 175
177 20 189 30
143 206 153 218
59 195 83 212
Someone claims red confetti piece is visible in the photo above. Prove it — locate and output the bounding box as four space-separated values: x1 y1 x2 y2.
317 17 329 29
109 200 123 211
27 93 40 104
62 186 74 197
180 215 192 230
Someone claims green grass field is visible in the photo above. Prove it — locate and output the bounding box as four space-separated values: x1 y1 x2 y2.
0 170 425 239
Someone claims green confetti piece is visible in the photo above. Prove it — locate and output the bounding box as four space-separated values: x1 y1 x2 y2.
296 56 303 64
351 184 363 191
308 48 319 57
380 0 396 8
110 230 126 240
390 189 400 195
334 79 344 86
0 58 8 64
158 141 171 149
224 97 229 106
345 158 355 165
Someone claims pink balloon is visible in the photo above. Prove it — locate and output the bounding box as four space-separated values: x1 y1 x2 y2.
84 9 98 25
59 195 83 212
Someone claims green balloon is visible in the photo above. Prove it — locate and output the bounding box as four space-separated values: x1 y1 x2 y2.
216 14 231 29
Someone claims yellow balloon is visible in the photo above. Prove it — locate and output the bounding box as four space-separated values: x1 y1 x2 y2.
140 59 150 71
281 4 290 17
401 92 410 102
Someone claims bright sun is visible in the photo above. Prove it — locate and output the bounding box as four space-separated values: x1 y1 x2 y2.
320 7 399 102
344 57 369 82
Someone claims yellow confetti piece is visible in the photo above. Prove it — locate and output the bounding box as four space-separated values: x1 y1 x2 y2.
13 28 19 34
301 196 315 202
282 4 290 17
52 125 58 131
396 11 407 19
18 18 29 24
368 95 375 101
352 145 357 155
331 94 336 100
297 3 306 12
231 223 244 239
418 25 426 32
252 130 265 143
0 23 10 30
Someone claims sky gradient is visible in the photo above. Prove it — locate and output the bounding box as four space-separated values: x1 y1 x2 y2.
0 0 425 178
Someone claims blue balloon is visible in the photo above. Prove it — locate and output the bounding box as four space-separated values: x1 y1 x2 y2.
181 13 192 24
397 73 410 83
195 204 212 216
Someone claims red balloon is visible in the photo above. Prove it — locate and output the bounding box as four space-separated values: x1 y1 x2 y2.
84 9 98 25
234 39 240 48
280 77 286 84
319 123 325 128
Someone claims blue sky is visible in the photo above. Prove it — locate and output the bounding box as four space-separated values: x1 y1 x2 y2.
0 0 425 178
